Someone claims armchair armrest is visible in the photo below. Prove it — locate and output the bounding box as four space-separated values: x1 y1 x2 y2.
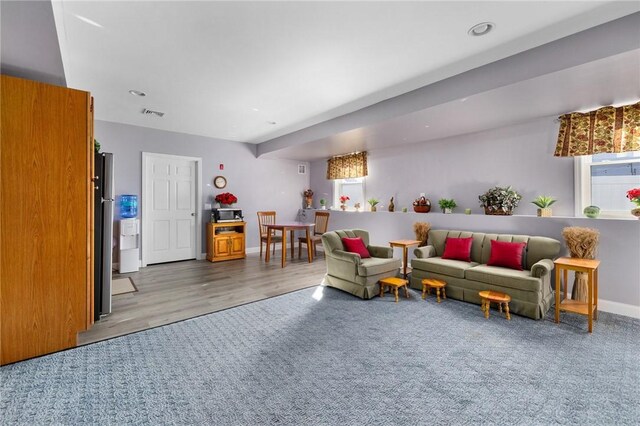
414 245 436 259
368 245 393 258
531 259 554 278
331 250 362 265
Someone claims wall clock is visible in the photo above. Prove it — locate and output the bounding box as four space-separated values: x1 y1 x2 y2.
214 175 227 189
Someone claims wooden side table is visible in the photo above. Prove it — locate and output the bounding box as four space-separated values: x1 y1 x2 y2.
554 257 600 333
379 277 410 303
389 239 421 278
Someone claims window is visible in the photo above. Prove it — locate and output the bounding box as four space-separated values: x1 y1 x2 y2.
333 177 365 210
575 151 640 218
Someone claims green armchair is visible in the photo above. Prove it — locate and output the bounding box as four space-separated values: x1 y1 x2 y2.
321 229 402 299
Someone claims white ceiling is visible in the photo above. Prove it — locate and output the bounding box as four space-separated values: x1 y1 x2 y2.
263 49 640 161
53 1 639 146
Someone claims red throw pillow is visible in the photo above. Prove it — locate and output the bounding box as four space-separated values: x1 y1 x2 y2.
441 237 473 262
487 240 526 271
341 237 371 258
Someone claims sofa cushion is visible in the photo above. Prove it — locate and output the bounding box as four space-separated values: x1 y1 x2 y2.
411 257 479 279
442 237 473 262
342 237 371 258
487 240 527 271
465 265 542 292
357 257 401 277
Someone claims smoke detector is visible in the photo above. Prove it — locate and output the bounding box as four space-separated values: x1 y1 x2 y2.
141 108 165 118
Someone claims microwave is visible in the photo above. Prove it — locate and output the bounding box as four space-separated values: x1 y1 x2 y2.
211 208 243 223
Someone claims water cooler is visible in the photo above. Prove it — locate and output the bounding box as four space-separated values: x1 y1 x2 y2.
119 195 139 273
119 218 140 273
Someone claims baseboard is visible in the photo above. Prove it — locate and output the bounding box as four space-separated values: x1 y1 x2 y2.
598 299 640 319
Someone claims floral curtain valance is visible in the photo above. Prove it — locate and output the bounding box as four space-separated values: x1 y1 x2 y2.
554 101 640 157
326 152 368 180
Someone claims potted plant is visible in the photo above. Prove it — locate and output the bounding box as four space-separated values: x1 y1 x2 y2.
531 195 556 217
412 196 431 213
367 198 380 212
626 187 640 219
303 189 314 209
339 195 350 211
215 192 238 207
319 198 327 210
479 186 522 215
438 198 457 214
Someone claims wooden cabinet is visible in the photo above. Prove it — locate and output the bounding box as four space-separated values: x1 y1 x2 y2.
207 222 246 262
0 75 94 365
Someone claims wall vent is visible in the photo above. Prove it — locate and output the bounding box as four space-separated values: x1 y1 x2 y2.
141 108 165 118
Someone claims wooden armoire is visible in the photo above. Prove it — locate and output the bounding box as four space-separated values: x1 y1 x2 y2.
0 75 94 365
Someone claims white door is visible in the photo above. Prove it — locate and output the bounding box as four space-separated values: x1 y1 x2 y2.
144 154 197 264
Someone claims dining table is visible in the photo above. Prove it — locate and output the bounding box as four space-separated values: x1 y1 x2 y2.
265 222 316 268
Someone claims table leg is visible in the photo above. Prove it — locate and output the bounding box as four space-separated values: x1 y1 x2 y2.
436 288 441 303
394 287 399 303
290 230 295 259
281 230 287 268
555 266 560 323
306 227 313 263
594 267 599 320
484 300 490 319
404 284 409 299
587 269 593 333
422 283 427 300
442 288 447 299
402 247 408 278
563 269 568 300
380 283 385 298
265 231 272 263
505 303 511 320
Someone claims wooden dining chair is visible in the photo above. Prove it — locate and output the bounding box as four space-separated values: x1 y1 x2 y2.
257 211 282 258
298 211 330 259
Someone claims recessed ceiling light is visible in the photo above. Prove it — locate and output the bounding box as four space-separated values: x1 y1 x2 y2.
267 121 277 125
129 90 146 97
468 22 495 37
424 125 430 128
252 108 260 112
460 98 468 102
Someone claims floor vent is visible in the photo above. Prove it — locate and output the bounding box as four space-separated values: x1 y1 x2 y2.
141 108 165 118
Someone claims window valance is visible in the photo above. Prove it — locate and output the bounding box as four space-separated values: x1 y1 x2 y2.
326 152 368 180
554 101 639 157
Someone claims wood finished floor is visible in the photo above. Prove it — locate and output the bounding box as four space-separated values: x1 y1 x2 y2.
79 251 327 345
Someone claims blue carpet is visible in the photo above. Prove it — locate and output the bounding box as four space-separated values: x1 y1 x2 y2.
1 286 639 425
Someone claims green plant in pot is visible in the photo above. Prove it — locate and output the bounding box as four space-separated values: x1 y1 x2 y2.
479 186 522 215
319 198 327 210
438 198 457 214
367 198 380 212
531 195 556 217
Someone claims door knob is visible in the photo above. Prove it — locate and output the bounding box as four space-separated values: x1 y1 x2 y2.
191 213 195 216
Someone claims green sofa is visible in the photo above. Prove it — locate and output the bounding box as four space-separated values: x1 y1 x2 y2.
322 229 402 299
410 230 561 319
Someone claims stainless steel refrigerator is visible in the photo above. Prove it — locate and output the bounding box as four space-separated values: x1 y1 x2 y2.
94 152 114 320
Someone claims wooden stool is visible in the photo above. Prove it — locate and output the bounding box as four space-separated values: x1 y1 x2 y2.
421 278 447 303
479 290 511 320
379 277 409 303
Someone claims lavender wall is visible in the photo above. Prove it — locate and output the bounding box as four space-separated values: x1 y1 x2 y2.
310 117 575 215
309 117 640 317
95 120 310 256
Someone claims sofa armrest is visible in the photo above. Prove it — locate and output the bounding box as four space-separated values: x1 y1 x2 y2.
368 245 393 258
331 249 362 265
414 245 436 259
531 259 554 278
